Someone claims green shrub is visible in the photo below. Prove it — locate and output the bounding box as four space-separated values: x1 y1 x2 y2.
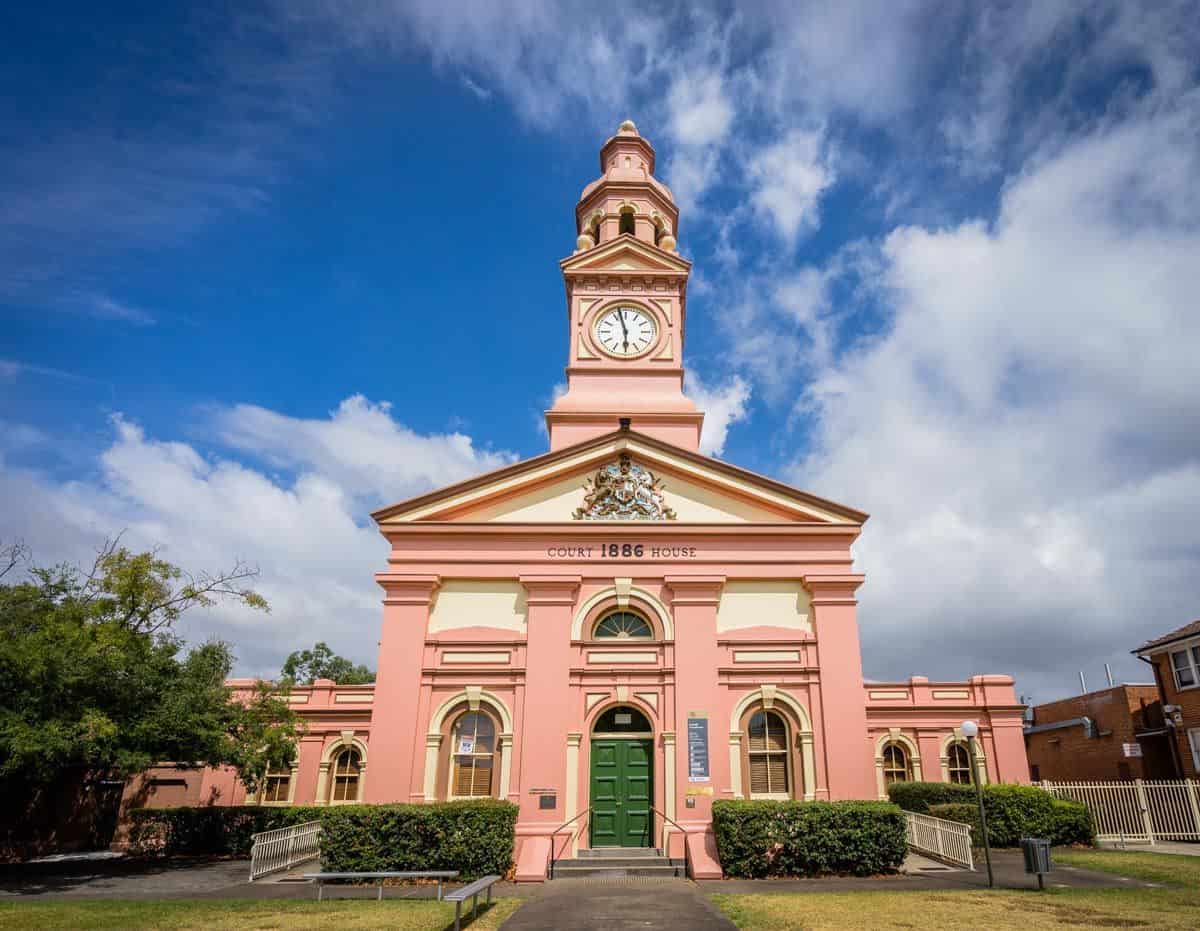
127 801 517 879
928 802 981 842
127 805 321 857
319 801 517 879
712 800 907 878
916 788 1092 848
887 781 974 813
1048 800 1094 846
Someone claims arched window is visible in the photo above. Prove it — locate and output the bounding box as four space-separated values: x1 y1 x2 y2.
881 742 912 785
747 710 790 798
450 711 496 798
261 770 292 803
947 742 973 785
594 610 653 639
619 210 635 236
329 748 362 803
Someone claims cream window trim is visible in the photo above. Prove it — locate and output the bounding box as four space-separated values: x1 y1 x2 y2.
248 763 299 807
939 730 986 785
315 735 368 805
874 732 921 800
730 686 816 801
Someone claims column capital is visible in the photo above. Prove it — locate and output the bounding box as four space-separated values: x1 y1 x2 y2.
663 575 725 605
661 731 676 746
377 573 441 604
802 574 865 605
425 733 444 749
566 732 583 748
520 575 582 604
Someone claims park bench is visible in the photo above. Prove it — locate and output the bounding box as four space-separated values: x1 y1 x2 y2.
301 870 459 901
444 874 501 930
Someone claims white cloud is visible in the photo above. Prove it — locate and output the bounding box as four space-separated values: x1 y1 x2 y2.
1 398 514 676
666 71 733 147
459 74 492 100
83 294 156 325
747 128 836 242
685 368 751 457
791 100 1200 700
214 394 514 508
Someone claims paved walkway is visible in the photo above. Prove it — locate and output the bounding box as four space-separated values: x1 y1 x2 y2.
499 878 735 931
0 848 1155 905
1099 839 1200 856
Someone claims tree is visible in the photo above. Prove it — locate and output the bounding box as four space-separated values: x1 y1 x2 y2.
280 641 374 685
0 538 298 794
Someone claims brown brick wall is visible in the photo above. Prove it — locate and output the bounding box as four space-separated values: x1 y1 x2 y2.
1025 685 1172 781
1150 651 1200 778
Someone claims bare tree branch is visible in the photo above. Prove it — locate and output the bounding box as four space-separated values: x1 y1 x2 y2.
0 539 30 581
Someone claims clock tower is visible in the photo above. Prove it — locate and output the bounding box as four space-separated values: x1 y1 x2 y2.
545 120 705 452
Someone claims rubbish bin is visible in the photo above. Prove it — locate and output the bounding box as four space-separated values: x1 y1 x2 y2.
1019 837 1052 888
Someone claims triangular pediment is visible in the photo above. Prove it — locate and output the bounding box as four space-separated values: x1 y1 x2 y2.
373 431 866 526
560 235 691 276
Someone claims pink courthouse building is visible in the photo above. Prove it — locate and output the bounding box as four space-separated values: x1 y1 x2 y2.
161 122 1029 880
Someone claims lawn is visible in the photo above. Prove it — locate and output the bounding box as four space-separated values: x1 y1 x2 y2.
713 848 1200 930
0 897 521 931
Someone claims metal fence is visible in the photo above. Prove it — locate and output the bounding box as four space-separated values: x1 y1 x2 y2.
1038 780 1200 844
249 820 322 881
904 810 975 869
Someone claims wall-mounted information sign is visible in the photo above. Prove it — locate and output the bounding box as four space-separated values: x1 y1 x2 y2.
687 715 710 782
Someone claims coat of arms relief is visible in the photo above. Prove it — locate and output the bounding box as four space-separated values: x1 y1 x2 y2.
572 453 677 520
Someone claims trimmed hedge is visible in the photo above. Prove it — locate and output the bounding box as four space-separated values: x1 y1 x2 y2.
712 800 907 878
127 801 518 879
887 781 974 813
893 782 1093 847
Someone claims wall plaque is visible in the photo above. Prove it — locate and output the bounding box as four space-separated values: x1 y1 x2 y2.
687 716 710 782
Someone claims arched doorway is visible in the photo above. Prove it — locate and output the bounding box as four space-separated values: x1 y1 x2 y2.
590 705 653 848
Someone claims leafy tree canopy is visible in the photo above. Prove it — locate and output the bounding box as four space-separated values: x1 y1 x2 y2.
0 538 297 792
280 641 374 685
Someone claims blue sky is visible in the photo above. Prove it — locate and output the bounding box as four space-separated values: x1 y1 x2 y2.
3 1 1199 703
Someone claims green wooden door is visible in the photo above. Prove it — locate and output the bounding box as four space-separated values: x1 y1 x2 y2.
590 738 653 847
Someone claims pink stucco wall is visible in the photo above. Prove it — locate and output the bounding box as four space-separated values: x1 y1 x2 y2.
124 122 1030 878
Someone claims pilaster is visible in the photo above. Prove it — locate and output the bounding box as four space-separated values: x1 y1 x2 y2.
363 574 439 803
517 576 581 827
665 576 725 825
804 574 875 799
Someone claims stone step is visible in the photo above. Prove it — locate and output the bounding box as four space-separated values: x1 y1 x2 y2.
575 847 664 859
550 862 685 879
556 856 684 869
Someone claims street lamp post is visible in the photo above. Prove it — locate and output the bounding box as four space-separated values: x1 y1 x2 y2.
962 719 994 888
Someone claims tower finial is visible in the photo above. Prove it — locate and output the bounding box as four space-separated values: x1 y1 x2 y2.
618 119 638 135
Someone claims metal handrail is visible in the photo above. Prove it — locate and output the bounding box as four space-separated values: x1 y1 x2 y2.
548 807 592 879
649 805 690 877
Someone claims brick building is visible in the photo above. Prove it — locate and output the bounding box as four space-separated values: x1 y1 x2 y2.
1024 684 1176 782
1135 619 1200 778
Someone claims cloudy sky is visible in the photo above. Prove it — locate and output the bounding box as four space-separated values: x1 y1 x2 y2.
3 1 1198 702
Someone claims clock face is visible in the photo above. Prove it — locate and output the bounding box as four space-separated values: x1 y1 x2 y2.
593 306 658 357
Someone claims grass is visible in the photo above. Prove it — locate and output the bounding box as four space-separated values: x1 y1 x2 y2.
1054 847 1200 886
713 848 1200 930
0 898 522 931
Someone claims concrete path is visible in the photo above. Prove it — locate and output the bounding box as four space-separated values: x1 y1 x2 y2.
1099 839 1200 856
499 878 735 931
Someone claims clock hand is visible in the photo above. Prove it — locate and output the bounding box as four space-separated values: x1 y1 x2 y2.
619 310 629 351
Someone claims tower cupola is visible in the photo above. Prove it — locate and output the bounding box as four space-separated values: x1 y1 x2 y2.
547 122 702 451
574 120 679 253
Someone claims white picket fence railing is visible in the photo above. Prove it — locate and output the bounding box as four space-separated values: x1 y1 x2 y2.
1038 780 1200 845
904 810 974 869
249 821 322 881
